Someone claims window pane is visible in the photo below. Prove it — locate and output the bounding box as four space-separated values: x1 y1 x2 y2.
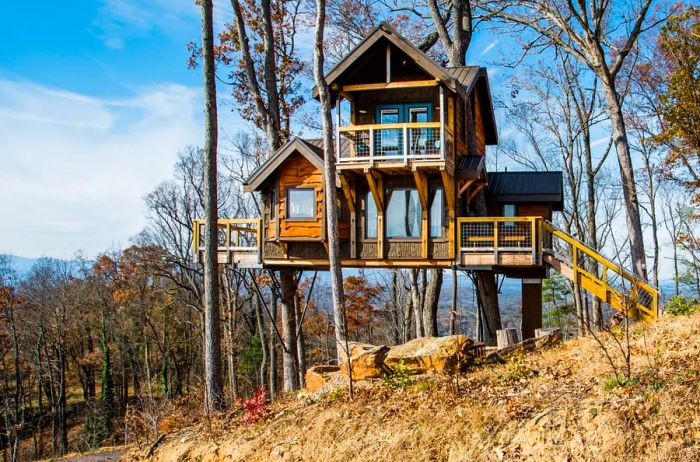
366 192 377 239
379 108 401 155
288 188 315 218
430 188 444 238
387 188 421 238
408 107 428 123
503 204 516 217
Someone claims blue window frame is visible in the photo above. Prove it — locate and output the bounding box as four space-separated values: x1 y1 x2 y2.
375 103 432 156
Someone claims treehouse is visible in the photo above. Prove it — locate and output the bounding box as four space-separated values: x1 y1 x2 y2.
193 23 659 336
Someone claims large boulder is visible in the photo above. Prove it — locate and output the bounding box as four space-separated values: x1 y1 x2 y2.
384 335 474 375
340 343 390 380
304 365 341 393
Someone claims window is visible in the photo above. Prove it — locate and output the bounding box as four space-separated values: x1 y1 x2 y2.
503 203 516 227
387 188 421 238
365 191 377 239
286 188 315 219
378 107 401 155
430 188 445 238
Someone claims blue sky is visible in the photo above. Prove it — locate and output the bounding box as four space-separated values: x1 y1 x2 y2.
0 1 506 261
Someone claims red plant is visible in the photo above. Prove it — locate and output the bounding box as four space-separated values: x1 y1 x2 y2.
241 388 270 425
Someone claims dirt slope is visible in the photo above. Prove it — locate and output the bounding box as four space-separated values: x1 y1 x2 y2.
129 314 700 462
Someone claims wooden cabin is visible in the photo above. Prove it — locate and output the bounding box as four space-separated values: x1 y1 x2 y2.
193 23 659 334
238 24 562 275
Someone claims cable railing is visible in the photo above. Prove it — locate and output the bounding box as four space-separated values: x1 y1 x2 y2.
192 218 262 267
337 122 449 164
457 216 542 265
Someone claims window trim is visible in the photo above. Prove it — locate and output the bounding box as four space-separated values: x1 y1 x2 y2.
386 187 422 239
430 187 446 238
285 186 317 221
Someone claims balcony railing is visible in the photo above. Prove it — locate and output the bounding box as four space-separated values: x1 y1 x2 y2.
337 122 450 164
457 217 543 266
192 218 262 267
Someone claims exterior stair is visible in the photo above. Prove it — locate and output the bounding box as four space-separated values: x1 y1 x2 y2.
542 221 659 322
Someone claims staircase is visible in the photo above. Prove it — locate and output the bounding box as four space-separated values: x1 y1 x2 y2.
542 221 659 322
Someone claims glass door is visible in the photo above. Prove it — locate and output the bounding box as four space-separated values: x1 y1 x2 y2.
377 106 401 157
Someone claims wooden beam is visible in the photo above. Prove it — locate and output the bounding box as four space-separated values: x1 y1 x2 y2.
458 179 475 198
341 79 439 92
340 174 358 259
466 182 486 203
412 169 429 258
365 171 384 258
441 170 456 260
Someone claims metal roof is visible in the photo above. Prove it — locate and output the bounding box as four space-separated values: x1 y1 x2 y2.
446 66 480 90
457 154 484 170
486 171 564 210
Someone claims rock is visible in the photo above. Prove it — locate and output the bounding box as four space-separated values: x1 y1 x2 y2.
305 365 340 393
384 335 474 375
340 344 390 380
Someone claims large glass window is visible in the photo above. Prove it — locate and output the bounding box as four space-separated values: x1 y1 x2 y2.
387 188 421 238
365 191 377 239
287 188 316 219
430 188 444 238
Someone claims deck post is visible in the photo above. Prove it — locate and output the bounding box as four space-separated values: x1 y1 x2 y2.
369 126 375 167
336 96 341 162
521 278 543 340
439 86 445 159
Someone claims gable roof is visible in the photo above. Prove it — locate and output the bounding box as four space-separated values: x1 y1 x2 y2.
243 138 325 192
486 171 564 211
312 23 466 100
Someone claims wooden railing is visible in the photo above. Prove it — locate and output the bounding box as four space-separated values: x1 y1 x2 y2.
457 216 543 265
192 218 262 267
337 122 451 164
542 221 659 322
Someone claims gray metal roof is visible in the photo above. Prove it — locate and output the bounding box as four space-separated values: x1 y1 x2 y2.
446 66 480 90
457 154 484 170
486 171 564 210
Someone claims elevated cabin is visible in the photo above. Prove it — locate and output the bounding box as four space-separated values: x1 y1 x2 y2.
233 24 564 272
193 22 660 333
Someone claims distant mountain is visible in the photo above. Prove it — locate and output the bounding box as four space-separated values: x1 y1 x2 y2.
1 255 81 276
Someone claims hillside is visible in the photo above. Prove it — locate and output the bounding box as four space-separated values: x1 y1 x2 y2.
127 313 700 462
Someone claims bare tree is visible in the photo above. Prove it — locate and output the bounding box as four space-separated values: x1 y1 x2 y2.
486 0 675 280
200 0 224 412
313 0 351 382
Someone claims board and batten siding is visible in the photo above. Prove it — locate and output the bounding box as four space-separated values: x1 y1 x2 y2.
269 152 350 240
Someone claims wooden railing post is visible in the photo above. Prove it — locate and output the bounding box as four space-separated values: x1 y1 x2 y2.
369 126 375 167
403 125 409 165
439 86 446 159
493 221 499 263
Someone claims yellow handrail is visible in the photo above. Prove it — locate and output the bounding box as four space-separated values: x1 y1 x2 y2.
192 218 262 255
542 221 659 321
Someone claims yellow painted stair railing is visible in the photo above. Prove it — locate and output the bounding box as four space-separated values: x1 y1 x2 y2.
542 221 659 322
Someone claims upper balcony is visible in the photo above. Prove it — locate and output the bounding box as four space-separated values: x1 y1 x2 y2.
336 121 454 173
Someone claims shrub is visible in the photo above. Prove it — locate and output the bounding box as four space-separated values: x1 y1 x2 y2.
665 295 699 316
382 359 414 390
241 388 270 425
501 353 536 383
327 387 345 403
602 376 637 390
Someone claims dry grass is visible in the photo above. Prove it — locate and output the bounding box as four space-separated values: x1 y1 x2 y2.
128 313 700 462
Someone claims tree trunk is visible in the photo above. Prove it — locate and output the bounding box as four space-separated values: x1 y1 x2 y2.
601 78 647 280
294 293 306 388
200 0 224 413
476 271 500 345
423 269 441 336
313 4 348 367
450 268 458 335
583 126 603 330
410 269 424 338
253 291 268 392
268 290 278 398
279 270 299 391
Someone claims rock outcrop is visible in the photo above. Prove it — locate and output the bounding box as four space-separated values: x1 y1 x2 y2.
340 343 390 380
384 335 474 375
305 365 341 393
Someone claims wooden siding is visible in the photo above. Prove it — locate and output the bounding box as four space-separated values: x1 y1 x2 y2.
273 152 349 240
474 91 486 155
487 202 551 220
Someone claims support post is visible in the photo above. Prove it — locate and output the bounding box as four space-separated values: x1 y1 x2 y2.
439 86 446 159
521 278 543 340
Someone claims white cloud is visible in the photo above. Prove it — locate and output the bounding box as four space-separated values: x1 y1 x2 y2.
94 0 233 48
0 79 240 259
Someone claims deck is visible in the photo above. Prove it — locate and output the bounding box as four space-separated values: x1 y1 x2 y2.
457 216 543 267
